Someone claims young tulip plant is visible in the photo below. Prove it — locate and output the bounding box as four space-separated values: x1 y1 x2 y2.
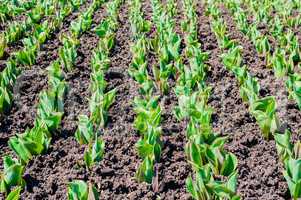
174 1 240 199
68 180 99 200
286 73 301 110
129 0 151 40
134 96 162 183
0 155 25 195
150 0 180 95
14 37 38 66
0 59 20 114
89 71 116 128
58 35 79 72
128 0 163 184
275 130 301 200
206 5 236 50
75 0 122 170
75 115 105 169
128 0 153 97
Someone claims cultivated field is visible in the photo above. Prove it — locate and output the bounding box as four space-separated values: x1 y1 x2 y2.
0 0 301 199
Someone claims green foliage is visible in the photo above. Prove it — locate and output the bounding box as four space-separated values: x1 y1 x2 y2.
95 19 112 38
5 21 25 44
274 129 301 200
255 36 270 55
71 6 94 38
84 136 105 169
174 88 212 124
239 73 260 104
91 50 110 72
89 71 116 127
286 73 301 110
150 0 181 94
233 10 248 34
177 1 240 199
221 45 243 71
0 34 6 59
129 36 153 97
33 20 50 45
36 60 66 132
58 35 78 72
129 0 151 38
283 158 301 200
75 115 95 145
249 96 279 139
275 130 294 162
135 156 154 183
0 156 25 194
133 96 162 183
0 60 20 114
272 49 293 78
186 165 240 200
8 124 50 163
6 186 21 200
68 180 99 200
14 38 37 66
211 19 236 50
36 90 63 132
133 96 161 133
136 126 162 161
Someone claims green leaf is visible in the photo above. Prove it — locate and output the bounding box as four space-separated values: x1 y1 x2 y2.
0 34 6 58
250 96 279 139
221 153 238 177
0 156 25 194
135 156 154 183
68 180 99 200
84 136 105 169
6 186 21 200
274 129 293 161
75 115 95 145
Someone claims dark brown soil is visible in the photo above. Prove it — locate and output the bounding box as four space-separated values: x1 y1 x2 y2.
1 1 300 200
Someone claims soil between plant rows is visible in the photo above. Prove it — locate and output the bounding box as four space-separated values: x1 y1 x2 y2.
1 0 301 199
